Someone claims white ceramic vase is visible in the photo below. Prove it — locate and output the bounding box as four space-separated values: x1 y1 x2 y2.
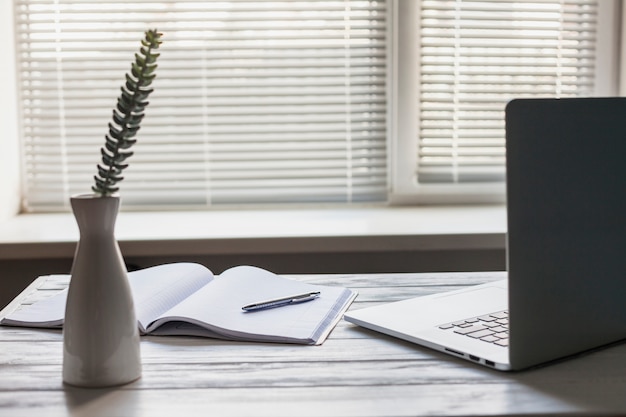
62 193 142 387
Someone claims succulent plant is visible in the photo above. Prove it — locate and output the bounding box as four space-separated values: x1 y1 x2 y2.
92 29 162 196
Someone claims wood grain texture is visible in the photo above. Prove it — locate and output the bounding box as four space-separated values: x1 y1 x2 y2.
1 271 625 417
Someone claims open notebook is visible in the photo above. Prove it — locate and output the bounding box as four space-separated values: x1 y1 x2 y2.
1 263 357 345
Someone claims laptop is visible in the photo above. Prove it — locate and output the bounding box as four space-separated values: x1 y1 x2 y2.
344 97 626 371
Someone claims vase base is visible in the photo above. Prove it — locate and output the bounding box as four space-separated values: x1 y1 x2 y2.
63 374 141 389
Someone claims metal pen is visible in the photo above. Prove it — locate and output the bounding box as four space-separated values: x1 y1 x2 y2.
242 291 321 312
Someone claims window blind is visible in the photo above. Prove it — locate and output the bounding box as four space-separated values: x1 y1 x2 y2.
15 0 388 211
418 0 598 184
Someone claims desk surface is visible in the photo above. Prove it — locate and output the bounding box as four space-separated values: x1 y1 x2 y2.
1 271 625 417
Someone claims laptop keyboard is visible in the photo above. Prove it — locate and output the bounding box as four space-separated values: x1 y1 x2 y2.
438 310 509 347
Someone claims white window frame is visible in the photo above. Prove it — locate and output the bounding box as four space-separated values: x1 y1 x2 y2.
0 0 21 221
0 0 623 219
388 0 622 205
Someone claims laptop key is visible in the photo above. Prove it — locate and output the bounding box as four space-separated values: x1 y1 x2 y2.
453 324 488 335
467 329 495 339
489 326 508 333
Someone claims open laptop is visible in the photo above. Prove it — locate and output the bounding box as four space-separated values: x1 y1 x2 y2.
344 97 626 371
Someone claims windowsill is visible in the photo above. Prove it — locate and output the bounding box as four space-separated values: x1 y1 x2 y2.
0 205 507 260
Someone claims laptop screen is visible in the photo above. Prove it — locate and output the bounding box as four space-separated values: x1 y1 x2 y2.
505 97 626 369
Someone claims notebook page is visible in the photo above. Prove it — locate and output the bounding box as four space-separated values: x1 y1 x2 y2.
148 265 354 343
130 263 213 331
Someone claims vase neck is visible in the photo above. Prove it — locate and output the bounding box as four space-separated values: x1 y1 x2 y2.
70 195 120 237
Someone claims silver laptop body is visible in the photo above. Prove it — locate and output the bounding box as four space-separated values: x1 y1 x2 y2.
344 97 626 371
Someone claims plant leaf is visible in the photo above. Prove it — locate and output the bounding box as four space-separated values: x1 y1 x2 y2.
92 29 162 196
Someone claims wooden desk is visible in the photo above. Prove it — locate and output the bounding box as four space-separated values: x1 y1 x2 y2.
1 271 625 417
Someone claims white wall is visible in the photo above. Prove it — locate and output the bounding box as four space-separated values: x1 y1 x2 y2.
0 1 21 221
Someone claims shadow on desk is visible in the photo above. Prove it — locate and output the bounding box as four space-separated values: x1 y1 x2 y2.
64 387 113 414
350 325 626 415
508 341 626 413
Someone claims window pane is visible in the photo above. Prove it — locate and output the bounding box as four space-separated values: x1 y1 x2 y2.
418 0 598 184
16 0 388 211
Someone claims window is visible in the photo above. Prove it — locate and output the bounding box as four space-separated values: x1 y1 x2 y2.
15 0 388 211
391 0 619 204
12 0 620 212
